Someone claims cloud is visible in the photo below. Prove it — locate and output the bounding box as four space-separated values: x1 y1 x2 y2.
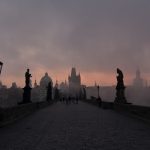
0 0 150 86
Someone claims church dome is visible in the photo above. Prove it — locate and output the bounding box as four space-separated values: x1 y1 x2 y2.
40 73 53 87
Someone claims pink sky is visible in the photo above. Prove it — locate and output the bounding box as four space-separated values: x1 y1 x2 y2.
1 68 147 88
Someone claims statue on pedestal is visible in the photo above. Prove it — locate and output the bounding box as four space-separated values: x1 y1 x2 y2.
22 69 32 104
114 68 127 104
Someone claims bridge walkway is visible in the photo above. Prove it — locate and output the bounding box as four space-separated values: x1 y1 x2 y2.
0 101 150 150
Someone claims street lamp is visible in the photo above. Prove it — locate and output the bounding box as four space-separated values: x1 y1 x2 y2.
0 61 3 75
97 85 100 99
97 85 102 107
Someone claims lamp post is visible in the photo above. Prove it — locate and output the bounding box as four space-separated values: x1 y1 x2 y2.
97 85 102 107
0 61 3 75
97 85 100 99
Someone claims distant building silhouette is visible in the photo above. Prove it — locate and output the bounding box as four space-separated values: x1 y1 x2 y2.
9 82 22 106
133 69 144 88
54 81 60 100
59 80 68 98
0 81 22 107
68 68 81 97
31 80 40 102
0 81 7 89
10 82 17 89
0 81 2 88
39 73 53 101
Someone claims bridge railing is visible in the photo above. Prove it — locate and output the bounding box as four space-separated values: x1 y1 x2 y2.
82 99 150 123
0 101 53 127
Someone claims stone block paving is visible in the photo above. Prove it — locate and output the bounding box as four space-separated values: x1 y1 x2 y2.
0 101 150 150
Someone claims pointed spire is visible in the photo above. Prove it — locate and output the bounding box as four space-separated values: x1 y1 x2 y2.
95 81 97 87
55 80 58 88
136 69 141 79
65 79 67 85
34 79 38 88
71 67 76 76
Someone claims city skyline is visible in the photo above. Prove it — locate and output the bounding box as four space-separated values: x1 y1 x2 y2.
0 67 148 88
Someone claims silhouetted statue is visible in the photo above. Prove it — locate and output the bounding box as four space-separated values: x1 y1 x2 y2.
25 69 32 87
115 68 127 103
46 81 52 101
22 69 32 104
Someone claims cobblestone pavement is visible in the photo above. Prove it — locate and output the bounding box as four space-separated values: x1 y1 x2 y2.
0 101 150 150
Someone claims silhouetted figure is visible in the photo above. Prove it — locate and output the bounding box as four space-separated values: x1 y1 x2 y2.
22 69 32 104
66 96 71 105
83 87 87 100
68 96 71 104
76 96 79 104
46 81 52 102
115 68 127 104
66 97 69 104
78 90 81 100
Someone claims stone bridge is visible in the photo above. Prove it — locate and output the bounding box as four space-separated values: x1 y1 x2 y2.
0 101 150 150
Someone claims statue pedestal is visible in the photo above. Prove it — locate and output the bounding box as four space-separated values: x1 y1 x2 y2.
23 86 32 103
115 88 127 104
